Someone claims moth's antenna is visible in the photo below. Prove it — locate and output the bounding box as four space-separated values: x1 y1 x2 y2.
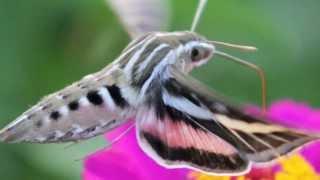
215 50 267 114
191 0 208 32
210 40 258 52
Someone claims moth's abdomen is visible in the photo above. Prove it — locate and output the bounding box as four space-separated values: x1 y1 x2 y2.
0 71 132 143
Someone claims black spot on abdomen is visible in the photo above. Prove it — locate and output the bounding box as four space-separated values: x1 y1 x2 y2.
87 90 103 106
50 111 61 121
68 100 79 111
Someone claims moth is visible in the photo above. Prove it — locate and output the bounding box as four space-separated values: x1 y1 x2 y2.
0 0 318 176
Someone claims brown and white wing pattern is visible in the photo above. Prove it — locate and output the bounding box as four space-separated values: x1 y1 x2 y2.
136 67 319 175
107 0 170 39
0 67 134 143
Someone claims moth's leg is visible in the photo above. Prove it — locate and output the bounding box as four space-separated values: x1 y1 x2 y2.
72 123 135 162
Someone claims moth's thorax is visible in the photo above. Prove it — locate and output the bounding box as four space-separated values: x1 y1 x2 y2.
108 31 216 108
117 31 214 92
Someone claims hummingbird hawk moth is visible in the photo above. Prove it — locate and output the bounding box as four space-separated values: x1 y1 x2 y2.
0 0 318 176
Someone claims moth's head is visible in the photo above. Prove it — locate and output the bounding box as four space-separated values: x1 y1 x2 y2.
175 32 215 72
154 31 257 73
154 31 215 73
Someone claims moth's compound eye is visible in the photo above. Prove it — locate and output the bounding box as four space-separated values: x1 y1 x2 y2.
191 48 202 62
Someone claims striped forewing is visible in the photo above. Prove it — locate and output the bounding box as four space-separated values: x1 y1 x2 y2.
170 69 319 162
136 67 319 175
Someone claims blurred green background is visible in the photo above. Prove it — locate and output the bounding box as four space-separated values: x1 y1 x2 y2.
0 0 319 179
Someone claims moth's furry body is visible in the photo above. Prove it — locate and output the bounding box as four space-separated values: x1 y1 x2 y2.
0 1 319 176
1 31 318 175
0 31 211 143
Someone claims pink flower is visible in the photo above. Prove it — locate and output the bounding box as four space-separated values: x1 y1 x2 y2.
82 100 320 180
268 100 320 131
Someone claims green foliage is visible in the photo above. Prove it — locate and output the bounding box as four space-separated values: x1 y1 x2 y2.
0 0 319 179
